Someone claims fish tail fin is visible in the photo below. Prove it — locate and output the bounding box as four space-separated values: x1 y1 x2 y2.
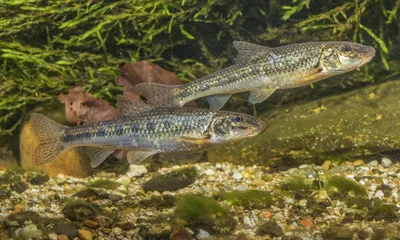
134 83 181 107
30 113 68 165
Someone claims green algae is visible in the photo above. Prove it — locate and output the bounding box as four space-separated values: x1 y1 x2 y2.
174 195 235 234
87 179 119 190
142 166 197 192
324 175 367 198
278 175 316 195
218 190 276 209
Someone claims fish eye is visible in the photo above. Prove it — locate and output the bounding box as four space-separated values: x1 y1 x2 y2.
233 116 243 123
341 45 352 52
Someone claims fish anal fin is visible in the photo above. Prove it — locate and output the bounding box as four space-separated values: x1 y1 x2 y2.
206 94 231 110
117 95 154 116
85 147 114 168
233 41 273 63
126 150 157 164
248 87 276 104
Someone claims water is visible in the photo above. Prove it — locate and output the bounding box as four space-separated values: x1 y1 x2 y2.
1 0 400 239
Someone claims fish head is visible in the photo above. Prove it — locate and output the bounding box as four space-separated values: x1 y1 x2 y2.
209 112 266 143
320 42 375 74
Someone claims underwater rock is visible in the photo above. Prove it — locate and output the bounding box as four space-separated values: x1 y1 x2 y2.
10 181 29 193
207 80 400 167
54 223 78 239
142 167 197 192
78 229 92 240
4 211 42 228
27 172 50 185
255 222 284 237
126 164 148 178
170 226 193 240
93 215 113 228
323 225 355 239
20 120 92 177
62 203 96 222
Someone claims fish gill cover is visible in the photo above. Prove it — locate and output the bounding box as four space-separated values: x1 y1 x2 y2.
0 0 399 139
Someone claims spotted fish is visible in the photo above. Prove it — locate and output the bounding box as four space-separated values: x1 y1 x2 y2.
30 96 265 168
135 41 375 109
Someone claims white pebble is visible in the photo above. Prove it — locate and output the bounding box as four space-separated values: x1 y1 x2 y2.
243 216 256 228
196 229 210 239
232 172 243 179
116 175 131 185
392 191 399 199
284 197 294 205
204 169 215 176
48 233 58 240
234 184 248 191
381 157 392 167
126 164 148 178
375 190 384 198
368 160 379 167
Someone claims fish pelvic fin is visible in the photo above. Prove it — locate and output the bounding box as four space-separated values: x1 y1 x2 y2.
30 113 68 165
127 150 157 164
134 83 181 107
84 147 114 168
117 95 154 116
248 87 276 104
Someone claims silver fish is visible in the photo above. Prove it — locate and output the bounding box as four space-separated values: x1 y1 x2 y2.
30 96 265 168
134 41 375 109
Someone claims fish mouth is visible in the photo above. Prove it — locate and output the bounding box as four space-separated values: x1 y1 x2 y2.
360 46 376 65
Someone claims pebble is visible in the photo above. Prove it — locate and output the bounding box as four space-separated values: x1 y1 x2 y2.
353 159 365 166
232 172 243 179
259 211 272 218
392 191 399 199
83 219 99 229
256 222 283 237
204 169 214 176
116 175 131 185
328 166 346 174
251 179 266 186
78 229 92 240
300 218 314 227
126 165 148 178
196 228 210 239
234 184 248 191
112 227 123 235
322 160 332 171
375 190 384 198
48 233 58 240
284 197 294 205
368 160 379 167
243 216 257 228
381 158 392 167
57 235 68 240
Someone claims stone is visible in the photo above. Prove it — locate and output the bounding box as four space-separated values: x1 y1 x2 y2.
196 229 210 239
352 159 365 167
243 216 256 228
252 179 266 186
204 169 214 176
142 167 197 192
17 224 42 239
323 226 354 239
62 203 96 221
14 203 25 212
78 229 92 240
126 164 148 178
328 166 346 174
259 211 272 219
10 182 29 193
74 189 99 199
54 223 78 239
57 235 69 240
27 173 50 185
299 218 314 227
232 172 243 179
83 219 99 229
0 188 11 200
20 121 92 177
322 160 332 171
367 160 379 167
256 222 283 237
94 215 113 227
381 157 392 167
116 175 131 185
170 226 193 240
4 211 42 228
48 233 58 240
375 190 384 198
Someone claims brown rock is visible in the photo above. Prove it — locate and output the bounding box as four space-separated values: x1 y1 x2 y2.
300 218 314 227
83 219 99 229
13 203 25 212
353 159 365 166
20 121 92 177
259 211 272 219
78 229 92 240
57 235 69 240
322 160 332 171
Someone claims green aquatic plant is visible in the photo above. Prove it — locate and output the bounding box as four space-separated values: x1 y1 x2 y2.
218 190 276 209
324 175 367 198
278 175 316 195
87 179 119 190
175 194 235 234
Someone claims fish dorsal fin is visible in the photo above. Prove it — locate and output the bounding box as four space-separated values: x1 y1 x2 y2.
85 147 114 168
126 150 157 164
233 41 273 64
206 94 231 110
248 87 276 104
117 96 154 116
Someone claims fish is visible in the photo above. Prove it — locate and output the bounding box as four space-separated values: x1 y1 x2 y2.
30 96 265 168
134 41 376 110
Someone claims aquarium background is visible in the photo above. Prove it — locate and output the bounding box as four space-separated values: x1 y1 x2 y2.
1 0 400 239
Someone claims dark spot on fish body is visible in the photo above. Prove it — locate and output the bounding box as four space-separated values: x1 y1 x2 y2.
116 125 124 136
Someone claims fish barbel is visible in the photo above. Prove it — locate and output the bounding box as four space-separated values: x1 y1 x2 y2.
135 41 375 109
30 96 265 168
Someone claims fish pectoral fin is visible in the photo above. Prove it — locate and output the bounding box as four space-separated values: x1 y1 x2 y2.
84 147 114 168
248 87 276 104
206 94 231 110
117 95 154 116
126 150 157 164
233 41 273 63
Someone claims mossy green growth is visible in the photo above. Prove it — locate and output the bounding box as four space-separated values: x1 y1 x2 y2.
369 200 398 220
278 175 316 195
218 190 276 209
324 175 367 198
87 179 119 190
0 168 25 185
175 195 235 234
